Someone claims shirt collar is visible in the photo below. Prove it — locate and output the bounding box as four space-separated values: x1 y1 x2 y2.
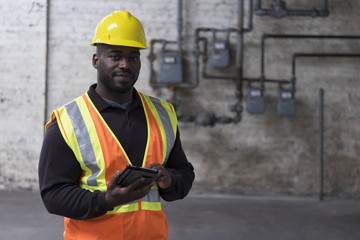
87 84 143 112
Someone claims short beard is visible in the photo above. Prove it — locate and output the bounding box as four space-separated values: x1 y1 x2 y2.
98 63 137 94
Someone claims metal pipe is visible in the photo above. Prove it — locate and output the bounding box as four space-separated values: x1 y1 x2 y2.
189 33 201 90
148 0 200 90
292 53 360 77
244 0 254 33
150 0 253 90
254 0 262 9
177 0 183 51
189 33 207 89
244 77 290 84
176 28 201 89
288 9 328 17
319 88 324 201
43 0 50 133
321 0 328 11
263 34 360 40
148 0 184 89
260 36 266 78
194 28 231 80
197 27 237 34
236 0 244 100
178 0 253 90
261 34 360 78
148 39 168 88
254 0 329 18
195 28 239 80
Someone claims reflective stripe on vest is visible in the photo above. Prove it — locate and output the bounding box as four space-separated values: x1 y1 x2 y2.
65 100 100 186
141 185 162 210
46 91 177 213
138 93 177 165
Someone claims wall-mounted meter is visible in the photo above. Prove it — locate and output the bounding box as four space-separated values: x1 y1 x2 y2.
210 41 230 68
160 51 183 83
277 88 296 117
246 86 265 114
210 30 231 68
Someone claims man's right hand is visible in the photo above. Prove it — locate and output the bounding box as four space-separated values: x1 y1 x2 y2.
105 171 155 208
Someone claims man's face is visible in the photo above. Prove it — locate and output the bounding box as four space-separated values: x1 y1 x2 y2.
93 44 141 94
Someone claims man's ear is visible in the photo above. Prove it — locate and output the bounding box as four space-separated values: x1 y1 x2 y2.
92 54 99 69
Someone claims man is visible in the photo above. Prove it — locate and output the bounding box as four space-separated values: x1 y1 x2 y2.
38 11 195 240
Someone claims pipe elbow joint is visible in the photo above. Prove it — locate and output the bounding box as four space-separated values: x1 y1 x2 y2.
317 10 329 17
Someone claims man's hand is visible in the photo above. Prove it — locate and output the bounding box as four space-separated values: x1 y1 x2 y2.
105 171 155 208
148 163 172 190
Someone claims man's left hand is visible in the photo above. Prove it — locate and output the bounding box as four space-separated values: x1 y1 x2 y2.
148 163 172 190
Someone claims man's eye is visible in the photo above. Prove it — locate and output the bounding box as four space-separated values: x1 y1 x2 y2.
130 56 139 61
110 55 120 60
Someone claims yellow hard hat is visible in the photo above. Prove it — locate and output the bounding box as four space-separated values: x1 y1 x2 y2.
91 11 147 49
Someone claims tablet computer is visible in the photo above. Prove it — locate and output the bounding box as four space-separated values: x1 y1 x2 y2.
116 165 158 189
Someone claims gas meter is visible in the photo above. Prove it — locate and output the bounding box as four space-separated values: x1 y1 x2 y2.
210 29 231 68
277 83 296 117
246 83 265 114
160 51 183 83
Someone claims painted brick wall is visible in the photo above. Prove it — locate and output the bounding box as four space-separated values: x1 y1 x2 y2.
0 1 46 190
1 0 359 199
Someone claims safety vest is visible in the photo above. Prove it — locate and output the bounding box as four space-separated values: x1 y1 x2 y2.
46 91 177 240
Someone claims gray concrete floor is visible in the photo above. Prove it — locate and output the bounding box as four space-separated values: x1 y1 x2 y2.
1 191 359 240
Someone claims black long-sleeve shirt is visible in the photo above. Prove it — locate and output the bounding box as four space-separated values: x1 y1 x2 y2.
38 84 195 220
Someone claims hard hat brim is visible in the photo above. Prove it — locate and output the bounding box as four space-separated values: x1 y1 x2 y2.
91 38 147 49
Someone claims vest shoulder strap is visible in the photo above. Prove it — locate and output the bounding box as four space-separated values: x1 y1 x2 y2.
138 92 178 165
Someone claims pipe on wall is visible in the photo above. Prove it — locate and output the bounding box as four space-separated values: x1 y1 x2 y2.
194 26 360 97
244 0 254 33
149 0 254 93
292 53 360 77
194 28 237 80
177 0 183 52
148 39 178 89
319 88 324 201
235 0 244 100
289 53 360 95
193 0 254 83
254 0 329 18
261 34 360 80
43 0 50 133
176 0 252 90
148 0 200 90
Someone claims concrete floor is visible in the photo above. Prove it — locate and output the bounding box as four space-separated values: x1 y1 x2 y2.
1 191 359 240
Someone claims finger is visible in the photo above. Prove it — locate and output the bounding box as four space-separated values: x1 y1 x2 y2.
108 171 120 188
148 163 157 169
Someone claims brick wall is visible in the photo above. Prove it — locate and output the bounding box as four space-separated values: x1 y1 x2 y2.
0 1 46 190
1 0 359 199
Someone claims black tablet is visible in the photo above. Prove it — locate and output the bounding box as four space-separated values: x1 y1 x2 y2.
116 165 158 189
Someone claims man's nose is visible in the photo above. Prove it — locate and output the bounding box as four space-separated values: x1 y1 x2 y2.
118 58 129 69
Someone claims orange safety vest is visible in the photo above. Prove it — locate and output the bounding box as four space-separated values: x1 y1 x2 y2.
46 91 177 240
